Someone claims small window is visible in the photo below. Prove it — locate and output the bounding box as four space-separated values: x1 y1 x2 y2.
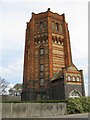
67 76 71 81
77 77 80 82
40 72 44 78
40 79 44 86
40 48 44 55
60 24 63 34
40 64 44 71
72 92 80 97
52 22 55 32
69 90 82 98
56 23 59 32
72 76 76 81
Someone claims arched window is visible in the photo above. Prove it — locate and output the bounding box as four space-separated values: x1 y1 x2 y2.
60 24 63 34
52 22 55 32
72 76 76 81
69 90 82 98
77 76 80 82
67 76 71 81
56 23 59 32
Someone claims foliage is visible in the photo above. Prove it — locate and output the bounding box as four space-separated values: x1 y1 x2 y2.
67 98 84 114
67 97 90 114
2 99 66 103
80 97 90 113
9 83 22 96
26 100 66 103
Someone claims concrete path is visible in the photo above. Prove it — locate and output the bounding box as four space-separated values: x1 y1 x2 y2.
37 113 89 118
2 113 90 120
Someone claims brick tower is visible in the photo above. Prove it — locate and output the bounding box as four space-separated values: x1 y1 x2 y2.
21 8 85 100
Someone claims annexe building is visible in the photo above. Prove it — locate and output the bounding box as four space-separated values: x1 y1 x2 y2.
21 8 85 101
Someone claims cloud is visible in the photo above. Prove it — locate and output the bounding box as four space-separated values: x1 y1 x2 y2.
0 1 88 96
0 66 12 76
7 84 14 88
8 59 23 73
4 83 14 95
0 59 23 84
1 0 88 3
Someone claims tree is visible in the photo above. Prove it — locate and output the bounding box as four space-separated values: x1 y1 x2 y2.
0 77 9 95
9 83 22 96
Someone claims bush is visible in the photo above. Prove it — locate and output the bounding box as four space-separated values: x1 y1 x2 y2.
67 98 84 114
67 97 90 114
80 97 90 113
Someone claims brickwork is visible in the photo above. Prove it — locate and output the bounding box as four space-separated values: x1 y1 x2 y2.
22 9 85 101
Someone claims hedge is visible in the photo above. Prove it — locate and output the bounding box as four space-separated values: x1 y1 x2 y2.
2 99 66 103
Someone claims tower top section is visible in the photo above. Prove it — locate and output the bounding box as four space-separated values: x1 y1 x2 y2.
30 8 65 22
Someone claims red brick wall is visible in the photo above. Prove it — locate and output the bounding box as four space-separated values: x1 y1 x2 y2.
23 10 78 90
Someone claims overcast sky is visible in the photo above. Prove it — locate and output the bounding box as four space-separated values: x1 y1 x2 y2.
0 0 88 95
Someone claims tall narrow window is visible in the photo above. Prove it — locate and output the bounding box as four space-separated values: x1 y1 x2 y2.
40 64 44 71
56 23 59 32
40 79 44 86
40 48 44 55
40 72 44 78
52 22 54 32
60 24 63 34
40 22 43 31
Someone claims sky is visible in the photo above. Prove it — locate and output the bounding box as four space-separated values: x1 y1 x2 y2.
0 0 88 95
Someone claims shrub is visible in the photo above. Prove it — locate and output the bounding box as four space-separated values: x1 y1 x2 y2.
67 97 90 114
80 96 90 113
67 98 84 114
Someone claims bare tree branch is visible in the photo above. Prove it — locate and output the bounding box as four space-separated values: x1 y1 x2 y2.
0 77 9 95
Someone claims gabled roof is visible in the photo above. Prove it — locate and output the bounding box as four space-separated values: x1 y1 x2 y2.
65 63 79 71
51 63 80 81
51 69 64 81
